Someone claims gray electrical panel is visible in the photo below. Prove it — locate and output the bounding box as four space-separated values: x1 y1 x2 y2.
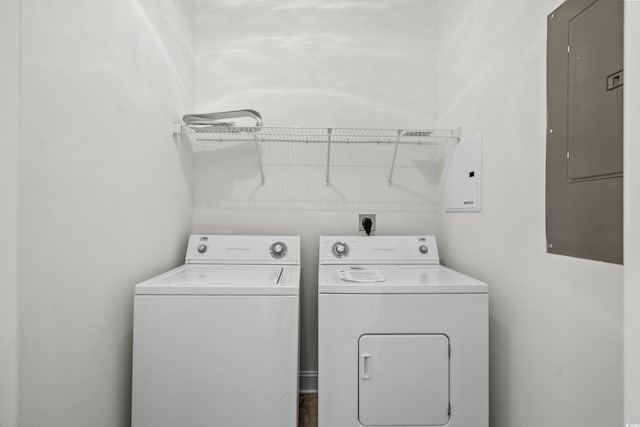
546 0 623 264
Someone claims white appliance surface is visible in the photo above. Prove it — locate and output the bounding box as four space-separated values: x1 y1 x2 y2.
135 264 299 295
319 264 487 294
132 235 300 427
318 235 488 427
359 334 450 425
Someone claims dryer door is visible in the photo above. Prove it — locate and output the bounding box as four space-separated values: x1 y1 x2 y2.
358 334 450 426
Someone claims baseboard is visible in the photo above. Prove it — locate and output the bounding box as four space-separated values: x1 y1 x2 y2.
299 370 318 394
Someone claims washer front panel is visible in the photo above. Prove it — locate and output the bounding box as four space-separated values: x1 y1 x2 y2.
132 295 299 427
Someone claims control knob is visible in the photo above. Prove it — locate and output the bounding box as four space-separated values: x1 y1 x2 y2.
419 245 429 254
197 244 208 254
332 242 349 258
270 242 288 259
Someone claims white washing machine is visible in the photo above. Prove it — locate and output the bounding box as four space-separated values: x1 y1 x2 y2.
132 234 300 427
318 235 488 427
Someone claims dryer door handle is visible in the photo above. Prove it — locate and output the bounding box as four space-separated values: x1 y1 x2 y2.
360 353 372 379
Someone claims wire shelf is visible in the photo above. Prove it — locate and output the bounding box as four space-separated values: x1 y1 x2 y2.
180 125 460 145
176 124 461 186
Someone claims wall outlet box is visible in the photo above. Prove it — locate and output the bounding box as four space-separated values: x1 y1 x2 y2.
359 214 376 233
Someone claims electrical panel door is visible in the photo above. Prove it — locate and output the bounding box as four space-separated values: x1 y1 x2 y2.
568 0 623 181
546 0 623 264
358 334 450 426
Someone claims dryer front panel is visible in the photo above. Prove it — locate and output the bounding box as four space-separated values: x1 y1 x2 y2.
318 293 488 427
358 334 450 426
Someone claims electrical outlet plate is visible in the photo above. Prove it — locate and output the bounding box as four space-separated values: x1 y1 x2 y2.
359 214 376 232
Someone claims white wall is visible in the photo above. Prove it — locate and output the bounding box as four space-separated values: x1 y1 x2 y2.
0 1 20 426
18 1 195 426
193 0 441 375
436 2 623 427
195 0 439 129
625 1 640 423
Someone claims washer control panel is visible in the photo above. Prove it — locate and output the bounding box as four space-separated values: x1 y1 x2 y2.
186 235 300 264
319 235 439 265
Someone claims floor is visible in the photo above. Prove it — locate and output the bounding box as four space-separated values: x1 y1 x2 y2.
299 393 318 427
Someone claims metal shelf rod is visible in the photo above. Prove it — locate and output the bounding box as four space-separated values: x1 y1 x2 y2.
388 129 403 185
326 128 332 186
253 133 265 185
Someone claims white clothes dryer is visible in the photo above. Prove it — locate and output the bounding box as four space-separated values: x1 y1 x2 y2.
132 234 300 427
318 235 488 427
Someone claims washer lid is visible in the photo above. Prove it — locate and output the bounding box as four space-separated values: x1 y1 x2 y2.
135 265 300 295
318 265 487 294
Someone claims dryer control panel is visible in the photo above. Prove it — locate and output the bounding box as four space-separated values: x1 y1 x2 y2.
319 235 439 265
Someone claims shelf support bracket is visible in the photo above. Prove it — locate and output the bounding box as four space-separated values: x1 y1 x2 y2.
171 122 183 135
388 129 402 185
253 134 265 185
452 127 463 141
326 128 332 186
